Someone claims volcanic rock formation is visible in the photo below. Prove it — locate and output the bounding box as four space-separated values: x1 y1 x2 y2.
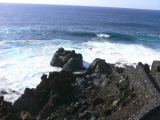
0 48 160 120
50 47 85 72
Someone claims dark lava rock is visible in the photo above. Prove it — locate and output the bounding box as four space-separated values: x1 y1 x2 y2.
138 62 150 74
0 96 19 120
117 80 130 91
14 70 76 119
50 47 85 72
85 58 111 75
86 73 104 81
92 97 104 107
20 112 34 120
115 66 125 74
75 78 94 90
2 48 160 120
14 88 48 116
63 58 84 72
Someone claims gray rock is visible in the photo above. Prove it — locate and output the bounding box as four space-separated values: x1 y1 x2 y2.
75 78 94 90
151 60 160 75
86 73 104 81
128 95 160 120
93 78 110 86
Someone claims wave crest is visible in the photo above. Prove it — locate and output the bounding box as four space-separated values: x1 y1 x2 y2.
97 34 110 38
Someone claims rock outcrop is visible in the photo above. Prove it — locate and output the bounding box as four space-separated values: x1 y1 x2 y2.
85 58 112 75
50 47 85 72
0 48 160 120
0 96 20 120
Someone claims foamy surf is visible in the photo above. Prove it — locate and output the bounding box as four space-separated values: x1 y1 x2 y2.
82 41 160 67
0 39 160 102
97 34 110 38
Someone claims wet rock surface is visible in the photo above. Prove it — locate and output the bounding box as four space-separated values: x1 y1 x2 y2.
0 48 160 120
50 47 85 72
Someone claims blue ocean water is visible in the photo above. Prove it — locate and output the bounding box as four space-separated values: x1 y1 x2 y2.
0 3 160 102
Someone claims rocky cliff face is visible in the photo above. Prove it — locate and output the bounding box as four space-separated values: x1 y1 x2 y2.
0 48 160 120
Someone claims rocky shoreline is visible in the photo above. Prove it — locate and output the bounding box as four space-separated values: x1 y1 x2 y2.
0 48 160 120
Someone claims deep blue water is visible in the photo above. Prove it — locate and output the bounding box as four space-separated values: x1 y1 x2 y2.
0 3 160 48
1 3 160 102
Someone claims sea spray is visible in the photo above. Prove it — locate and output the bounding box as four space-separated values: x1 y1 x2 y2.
1 39 160 102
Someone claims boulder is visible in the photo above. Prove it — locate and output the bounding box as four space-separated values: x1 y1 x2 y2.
85 58 111 74
50 48 85 72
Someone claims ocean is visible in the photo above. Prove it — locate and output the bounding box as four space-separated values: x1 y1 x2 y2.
0 3 160 102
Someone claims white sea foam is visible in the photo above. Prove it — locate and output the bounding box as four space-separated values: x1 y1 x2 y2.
0 39 160 102
81 41 160 67
97 34 110 38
